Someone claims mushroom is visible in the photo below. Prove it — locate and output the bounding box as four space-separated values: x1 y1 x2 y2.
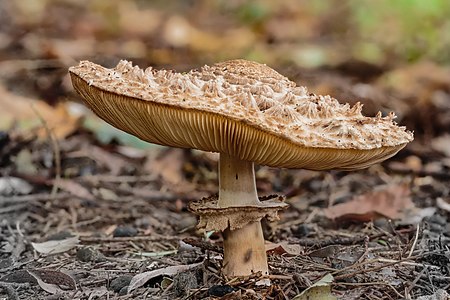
69 59 413 278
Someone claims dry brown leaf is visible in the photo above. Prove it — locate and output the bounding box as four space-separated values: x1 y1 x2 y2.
0 84 80 140
308 245 341 258
54 179 95 201
324 185 414 222
145 148 185 186
265 241 302 256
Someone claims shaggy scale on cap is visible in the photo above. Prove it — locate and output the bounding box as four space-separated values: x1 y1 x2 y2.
69 59 413 170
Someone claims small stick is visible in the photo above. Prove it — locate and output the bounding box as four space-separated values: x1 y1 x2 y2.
377 258 438 269
334 254 425 280
297 233 384 247
0 193 70 204
182 238 223 254
408 224 420 258
405 266 427 296
80 235 180 243
335 281 404 299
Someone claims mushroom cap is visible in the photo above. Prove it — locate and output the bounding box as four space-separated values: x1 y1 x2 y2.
69 59 413 170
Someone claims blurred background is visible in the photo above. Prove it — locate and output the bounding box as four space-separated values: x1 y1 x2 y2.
1 0 450 145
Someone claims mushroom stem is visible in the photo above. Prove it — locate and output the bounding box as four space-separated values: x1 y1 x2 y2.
218 153 260 207
218 153 268 277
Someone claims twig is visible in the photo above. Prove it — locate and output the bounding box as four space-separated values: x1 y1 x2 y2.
268 274 292 280
406 266 428 296
355 236 370 264
297 233 384 247
182 286 209 300
0 203 28 214
335 281 404 299
131 250 178 257
334 253 426 280
0 193 70 204
78 174 158 183
182 238 223 254
377 258 439 269
408 224 420 258
80 235 180 243
59 216 103 230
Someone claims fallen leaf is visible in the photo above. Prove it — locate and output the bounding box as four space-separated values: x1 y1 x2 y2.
27 269 76 294
145 148 186 186
27 273 61 295
54 179 95 201
96 188 118 201
0 177 33 196
1 269 76 294
292 274 336 300
31 236 79 255
0 84 80 140
115 145 147 159
324 185 413 222
265 241 302 256
127 262 203 293
308 245 341 258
